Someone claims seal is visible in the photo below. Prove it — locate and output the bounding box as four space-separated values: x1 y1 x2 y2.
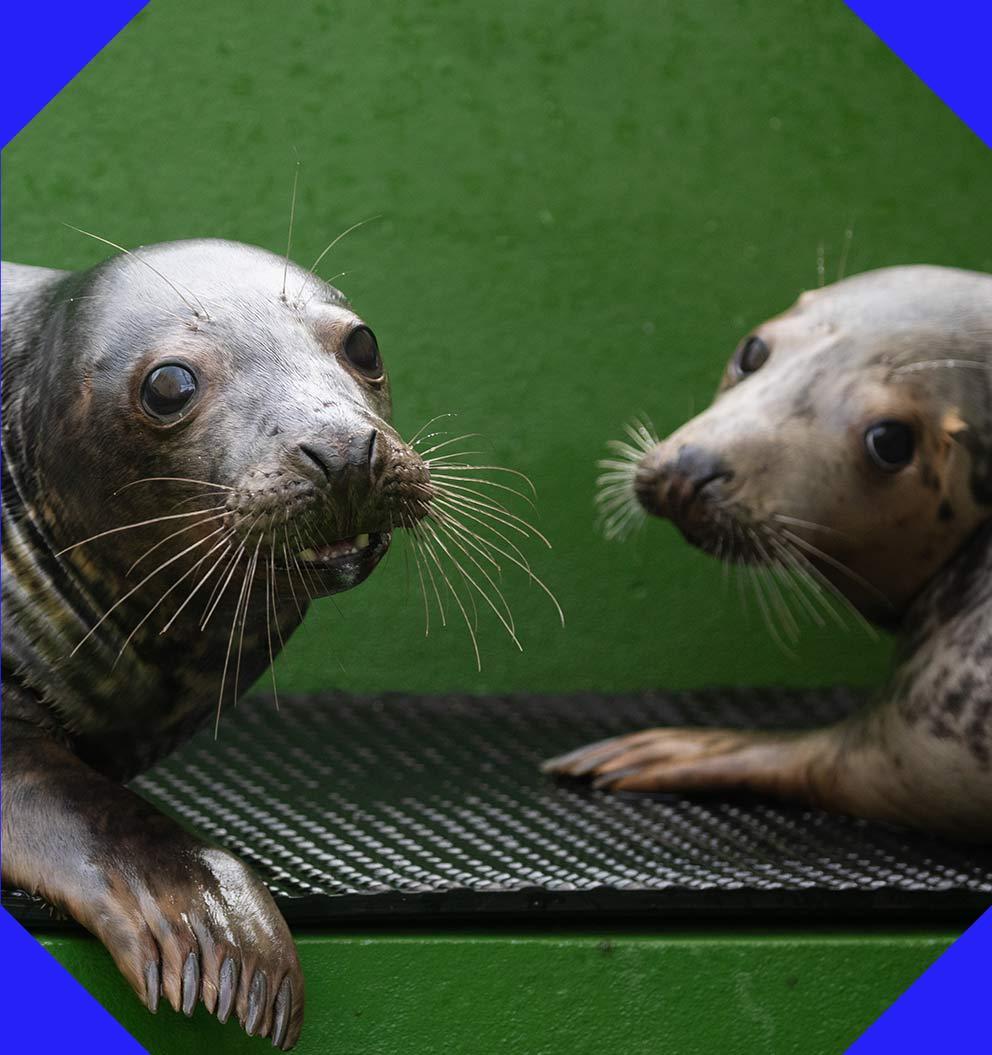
544 265 992 842
1 238 554 1047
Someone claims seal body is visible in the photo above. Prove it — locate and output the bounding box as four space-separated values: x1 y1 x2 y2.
1 241 434 1046
546 266 992 841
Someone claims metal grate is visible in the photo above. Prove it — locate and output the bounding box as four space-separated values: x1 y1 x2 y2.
7 689 992 925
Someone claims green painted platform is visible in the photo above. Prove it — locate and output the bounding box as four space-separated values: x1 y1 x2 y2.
41 926 957 1055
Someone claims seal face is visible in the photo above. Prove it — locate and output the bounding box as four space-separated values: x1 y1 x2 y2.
4 241 434 769
548 265 992 841
1 240 441 1048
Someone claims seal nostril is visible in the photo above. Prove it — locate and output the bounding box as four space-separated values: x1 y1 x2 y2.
299 442 333 481
693 469 734 497
367 429 379 476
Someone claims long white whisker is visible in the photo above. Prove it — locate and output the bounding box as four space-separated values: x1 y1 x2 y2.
71 525 228 656
56 506 227 556
64 224 209 319
423 463 537 497
405 526 432 636
280 532 305 621
425 475 535 508
232 536 262 708
114 476 234 494
264 548 281 710
412 529 447 627
433 491 552 547
425 519 518 639
159 539 236 635
215 547 253 737
127 511 231 574
201 534 251 630
780 527 891 608
429 498 534 570
407 413 457 447
113 532 235 664
281 158 301 302
418 433 482 458
416 530 481 670
296 215 381 303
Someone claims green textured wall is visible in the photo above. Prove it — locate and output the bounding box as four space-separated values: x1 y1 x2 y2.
4 0 991 694
41 927 953 1055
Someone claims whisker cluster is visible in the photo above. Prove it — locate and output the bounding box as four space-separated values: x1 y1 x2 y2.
703 513 881 657
56 478 283 736
595 416 658 540
401 421 564 671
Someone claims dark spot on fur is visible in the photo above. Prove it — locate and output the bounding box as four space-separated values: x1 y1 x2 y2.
930 719 953 740
937 500 955 521
944 689 967 719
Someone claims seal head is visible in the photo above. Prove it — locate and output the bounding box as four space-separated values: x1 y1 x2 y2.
632 266 992 623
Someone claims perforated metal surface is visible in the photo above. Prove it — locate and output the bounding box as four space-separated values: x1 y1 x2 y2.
7 689 992 925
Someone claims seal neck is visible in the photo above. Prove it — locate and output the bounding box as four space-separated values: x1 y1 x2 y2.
900 517 992 652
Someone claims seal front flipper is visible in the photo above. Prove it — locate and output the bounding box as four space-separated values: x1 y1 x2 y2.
543 700 992 841
1 714 304 1049
543 726 836 802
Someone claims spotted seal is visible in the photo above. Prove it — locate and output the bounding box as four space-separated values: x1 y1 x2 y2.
1 238 554 1047
545 265 992 842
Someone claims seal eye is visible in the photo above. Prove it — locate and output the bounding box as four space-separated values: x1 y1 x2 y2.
865 420 915 472
141 364 198 420
344 326 383 380
736 336 769 376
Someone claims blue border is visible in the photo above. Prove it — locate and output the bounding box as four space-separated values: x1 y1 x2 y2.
845 0 992 149
1 1 148 147
2 2 991 1053
846 908 992 1052
0 907 149 1052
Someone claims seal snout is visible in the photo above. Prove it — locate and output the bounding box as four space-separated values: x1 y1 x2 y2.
635 444 734 527
292 423 435 531
295 424 386 501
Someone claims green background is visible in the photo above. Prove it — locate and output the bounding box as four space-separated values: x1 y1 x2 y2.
4 3 989 1053
4 0 991 695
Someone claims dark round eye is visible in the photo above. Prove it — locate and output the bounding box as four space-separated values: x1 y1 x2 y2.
344 326 383 379
736 335 770 376
141 364 198 420
865 420 915 472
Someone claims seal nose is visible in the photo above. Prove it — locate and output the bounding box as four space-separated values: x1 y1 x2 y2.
297 427 382 486
636 444 733 520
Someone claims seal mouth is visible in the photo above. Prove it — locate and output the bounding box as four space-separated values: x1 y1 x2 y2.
281 530 391 595
295 532 376 567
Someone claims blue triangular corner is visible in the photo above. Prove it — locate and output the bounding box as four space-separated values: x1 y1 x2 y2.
0 908 149 1052
845 1 992 150
0 1 149 148
846 908 992 1053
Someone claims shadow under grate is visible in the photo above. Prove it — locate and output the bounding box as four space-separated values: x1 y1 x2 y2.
7 688 992 925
